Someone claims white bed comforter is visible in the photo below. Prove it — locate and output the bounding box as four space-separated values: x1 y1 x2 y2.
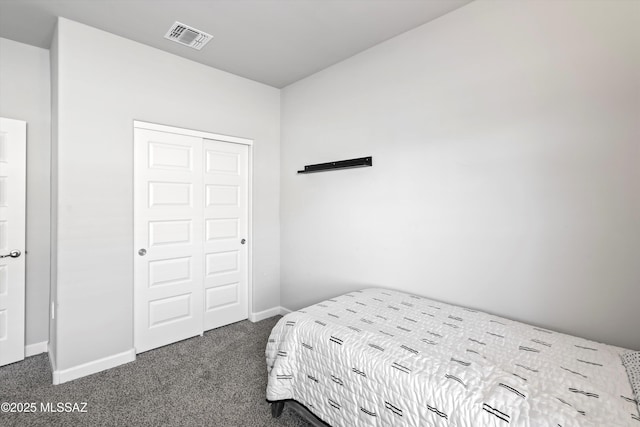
266 288 639 426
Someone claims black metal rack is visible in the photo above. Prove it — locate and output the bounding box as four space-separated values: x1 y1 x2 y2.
297 156 372 174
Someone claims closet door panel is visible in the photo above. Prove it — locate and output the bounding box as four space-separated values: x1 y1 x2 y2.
134 128 203 353
202 139 248 330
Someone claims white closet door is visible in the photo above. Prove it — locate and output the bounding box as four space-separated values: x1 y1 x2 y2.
0 118 26 367
203 139 248 330
134 128 203 353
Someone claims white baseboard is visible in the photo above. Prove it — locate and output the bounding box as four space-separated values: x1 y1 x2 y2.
52 349 135 385
280 306 292 315
249 306 292 322
249 306 281 322
25 341 48 357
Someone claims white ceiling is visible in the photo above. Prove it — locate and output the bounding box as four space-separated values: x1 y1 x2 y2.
0 0 472 88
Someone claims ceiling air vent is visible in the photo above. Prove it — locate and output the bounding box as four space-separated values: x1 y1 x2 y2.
164 21 212 50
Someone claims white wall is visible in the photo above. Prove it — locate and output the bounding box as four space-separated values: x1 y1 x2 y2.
0 37 51 348
49 28 59 365
280 0 640 350
52 18 280 371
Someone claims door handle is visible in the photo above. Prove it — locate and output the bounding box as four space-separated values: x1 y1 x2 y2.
241 239 246 245
138 248 147 256
0 250 21 259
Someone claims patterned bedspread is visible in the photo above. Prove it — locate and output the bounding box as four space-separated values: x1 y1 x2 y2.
265 288 639 426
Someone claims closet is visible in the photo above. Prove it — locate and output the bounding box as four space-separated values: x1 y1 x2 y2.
133 121 250 353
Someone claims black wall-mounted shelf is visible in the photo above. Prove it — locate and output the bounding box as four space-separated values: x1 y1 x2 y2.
297 156 372 174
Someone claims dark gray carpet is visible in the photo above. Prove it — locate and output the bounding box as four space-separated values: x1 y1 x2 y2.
0 316 311 427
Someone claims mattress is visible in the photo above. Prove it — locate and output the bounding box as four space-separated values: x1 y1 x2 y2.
265 288 639 426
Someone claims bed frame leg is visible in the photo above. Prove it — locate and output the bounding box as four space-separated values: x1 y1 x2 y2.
271 401 285 418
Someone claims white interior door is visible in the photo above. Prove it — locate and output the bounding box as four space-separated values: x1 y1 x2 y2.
134 128 204 353
203 139 248 330
0 118 26 367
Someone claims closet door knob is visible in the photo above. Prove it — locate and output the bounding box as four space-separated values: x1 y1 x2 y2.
0 250 21 258
138 248 147 256
240 239 246 245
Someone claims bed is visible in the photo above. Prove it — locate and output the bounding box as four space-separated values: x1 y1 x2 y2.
265 288 640 426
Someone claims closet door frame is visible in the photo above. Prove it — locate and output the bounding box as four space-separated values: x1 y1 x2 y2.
133 120 253 352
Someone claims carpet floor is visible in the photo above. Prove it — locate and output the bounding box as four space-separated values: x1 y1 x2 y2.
0 316 311 427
